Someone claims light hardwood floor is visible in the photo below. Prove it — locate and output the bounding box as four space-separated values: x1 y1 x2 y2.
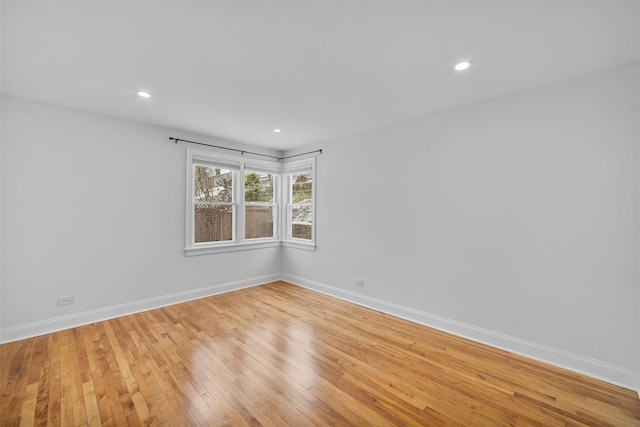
1 281 639 426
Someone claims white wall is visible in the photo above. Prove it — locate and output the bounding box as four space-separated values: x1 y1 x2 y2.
1 64 638 391
0 97 281 340
282 65 640 387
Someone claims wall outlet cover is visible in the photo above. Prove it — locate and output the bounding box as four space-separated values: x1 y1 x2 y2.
57 296 75 306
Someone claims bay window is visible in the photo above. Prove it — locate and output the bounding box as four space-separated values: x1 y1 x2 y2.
186 148 315 255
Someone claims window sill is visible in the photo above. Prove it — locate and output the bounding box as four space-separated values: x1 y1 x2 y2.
185 240 281 256
281 240 316 251
185 239 316 256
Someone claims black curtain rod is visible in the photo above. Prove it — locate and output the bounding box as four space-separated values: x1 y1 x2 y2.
170 137 322 161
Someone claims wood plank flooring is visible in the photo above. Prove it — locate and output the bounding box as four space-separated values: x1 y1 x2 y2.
1 281 639 426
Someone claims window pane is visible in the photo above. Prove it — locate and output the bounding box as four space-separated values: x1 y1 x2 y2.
291 205 312 240
245 205 274 239
194 166 233 202
292 172 312 203
245 171 274 203
194 204 233 243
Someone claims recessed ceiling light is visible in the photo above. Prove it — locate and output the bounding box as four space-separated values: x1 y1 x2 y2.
273 129 282 133
454 61 471 71
137 91 151 98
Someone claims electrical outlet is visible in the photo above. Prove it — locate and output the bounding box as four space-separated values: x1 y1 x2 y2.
354 278 364 287
57 296 75 306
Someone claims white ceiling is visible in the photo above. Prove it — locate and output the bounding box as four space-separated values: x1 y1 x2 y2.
2 1 639 151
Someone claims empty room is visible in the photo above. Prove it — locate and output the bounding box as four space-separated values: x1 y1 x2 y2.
1 1 639 425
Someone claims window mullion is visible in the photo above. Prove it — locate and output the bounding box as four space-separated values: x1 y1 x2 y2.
275 180 279 240
237 166 245 244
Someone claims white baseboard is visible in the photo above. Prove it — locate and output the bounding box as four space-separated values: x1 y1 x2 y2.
282 273 640 396
0 273 280 344
3 273 638 397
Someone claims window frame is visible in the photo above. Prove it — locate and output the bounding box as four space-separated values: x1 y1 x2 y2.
185 149 282 256
243 167 278 242
193 165 237 244
282 157 316 251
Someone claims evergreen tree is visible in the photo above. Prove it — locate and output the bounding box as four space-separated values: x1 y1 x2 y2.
245 172 265 202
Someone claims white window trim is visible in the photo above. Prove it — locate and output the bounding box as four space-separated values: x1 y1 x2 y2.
282 157 316 249
185 149 316 256
186 148 282 256
244 165 279 244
